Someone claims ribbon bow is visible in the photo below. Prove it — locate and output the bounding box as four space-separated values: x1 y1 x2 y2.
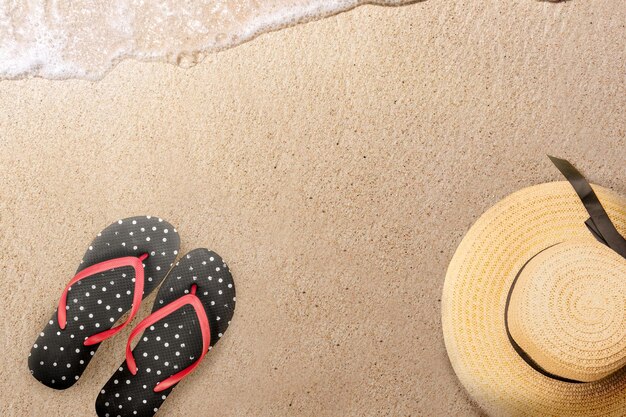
549 156 626 260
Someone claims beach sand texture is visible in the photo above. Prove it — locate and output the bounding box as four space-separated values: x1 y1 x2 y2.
0 0 625 416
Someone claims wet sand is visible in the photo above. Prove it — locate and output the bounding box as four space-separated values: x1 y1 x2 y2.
0 1 624 416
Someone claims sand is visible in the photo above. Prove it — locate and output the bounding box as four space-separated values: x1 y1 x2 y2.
0 1 624 416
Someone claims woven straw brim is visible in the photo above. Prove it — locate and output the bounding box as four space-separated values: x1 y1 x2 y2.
442 181 626 417
507 239 626 382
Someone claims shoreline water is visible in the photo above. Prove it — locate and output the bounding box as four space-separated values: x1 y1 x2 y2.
0 0 415 81
1 0 623 415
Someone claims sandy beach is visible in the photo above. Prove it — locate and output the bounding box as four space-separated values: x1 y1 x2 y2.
0 0 624 415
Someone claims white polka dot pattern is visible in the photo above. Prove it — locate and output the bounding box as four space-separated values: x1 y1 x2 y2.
29 216 180 390
96 248 235 417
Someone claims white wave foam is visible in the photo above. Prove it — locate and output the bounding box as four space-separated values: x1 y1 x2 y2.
0 0 409 80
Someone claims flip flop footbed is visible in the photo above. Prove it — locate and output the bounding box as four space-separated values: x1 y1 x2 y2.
96 248 236 417
29 216 180 389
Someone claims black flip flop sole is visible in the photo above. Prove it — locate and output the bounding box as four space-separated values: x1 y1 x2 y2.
29 216 181 389
96 248 236 417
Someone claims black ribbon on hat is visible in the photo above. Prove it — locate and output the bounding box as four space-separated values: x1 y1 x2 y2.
548 156 626 260
504 156 626 384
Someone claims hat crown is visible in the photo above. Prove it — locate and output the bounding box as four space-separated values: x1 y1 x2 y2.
508 239 626 382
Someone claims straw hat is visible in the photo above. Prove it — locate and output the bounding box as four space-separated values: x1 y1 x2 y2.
441 157 626 417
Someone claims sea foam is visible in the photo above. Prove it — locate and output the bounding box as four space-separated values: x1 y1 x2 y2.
0 0 409 80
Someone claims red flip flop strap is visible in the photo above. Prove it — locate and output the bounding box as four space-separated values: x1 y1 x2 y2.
125 285 211 393
57 253 148 346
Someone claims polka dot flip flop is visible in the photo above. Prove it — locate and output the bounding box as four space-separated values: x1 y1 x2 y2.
95 248 236 417
29 216 181 390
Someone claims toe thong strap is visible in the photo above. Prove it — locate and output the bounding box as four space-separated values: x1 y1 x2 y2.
58 253 148 346
125 285 211 393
